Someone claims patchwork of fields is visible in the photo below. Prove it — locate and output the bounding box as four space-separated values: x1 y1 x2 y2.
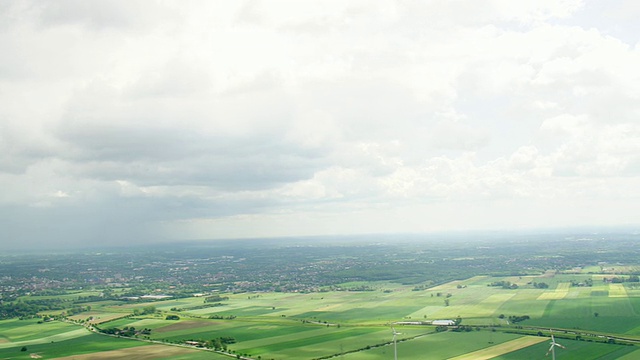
2 274 640 359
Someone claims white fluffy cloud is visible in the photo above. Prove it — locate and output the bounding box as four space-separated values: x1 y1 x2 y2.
1 0 640 247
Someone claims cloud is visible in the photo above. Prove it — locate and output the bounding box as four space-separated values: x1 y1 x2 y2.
1 0 640 247
35 0 138 30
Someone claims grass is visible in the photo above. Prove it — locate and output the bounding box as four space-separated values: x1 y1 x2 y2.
0 321 229 359
449 336 548 360
45 344 222 360
525 296 638 333
494 337 639 359
537 282 570 300
0 318 79 344
344 330 523 359
236 327 380 355
609 283 628 297
0 333 145 359
4 274 640 359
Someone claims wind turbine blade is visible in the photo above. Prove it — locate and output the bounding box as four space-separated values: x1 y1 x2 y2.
556 343 566 349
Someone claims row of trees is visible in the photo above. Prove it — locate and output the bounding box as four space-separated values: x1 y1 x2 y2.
97 326 151 337
487 281 518 289
208 336 236 351
606 275 639 283
0 299 67 320
204 295 229 303
531 282 549 289
132 305 156 316
498 314 530 323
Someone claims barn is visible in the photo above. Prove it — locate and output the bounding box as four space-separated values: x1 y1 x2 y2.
432 319 456 326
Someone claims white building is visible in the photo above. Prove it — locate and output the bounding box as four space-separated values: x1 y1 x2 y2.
432 320 456 326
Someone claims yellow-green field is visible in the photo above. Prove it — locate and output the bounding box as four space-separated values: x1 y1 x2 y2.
448 336 548 360
537 282 570 300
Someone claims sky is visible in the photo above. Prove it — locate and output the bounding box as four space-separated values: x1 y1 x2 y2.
1 0 640 249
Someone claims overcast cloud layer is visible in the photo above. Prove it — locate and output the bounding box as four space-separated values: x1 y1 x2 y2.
2 0 640 248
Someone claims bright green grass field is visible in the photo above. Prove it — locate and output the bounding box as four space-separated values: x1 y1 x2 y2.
99 317 141 329
0 333 146 359
140 317 430 359
236 326 386 359
187 290 425 324
233 325 430 359
494 337 640 360
0 338 229 360
0 319 231 360
525 297 638 333
0 318 79 343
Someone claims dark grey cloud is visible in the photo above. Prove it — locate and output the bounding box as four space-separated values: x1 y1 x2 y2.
0 187 283 250
53 119 329 191
62 143 327 190
0 201 158 250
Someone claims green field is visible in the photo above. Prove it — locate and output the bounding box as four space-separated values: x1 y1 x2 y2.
2 274 640 359
0 335 225 359
344 331 525 359
0 319 87 346
494 337 640 359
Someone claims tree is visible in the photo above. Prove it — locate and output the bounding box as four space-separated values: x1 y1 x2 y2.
21 346 27 352
533 282 549 289
142 305 156 315
210 338 223 350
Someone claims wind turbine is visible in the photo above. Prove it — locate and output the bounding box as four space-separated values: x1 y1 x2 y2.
546 330 566 360
392 327 401 360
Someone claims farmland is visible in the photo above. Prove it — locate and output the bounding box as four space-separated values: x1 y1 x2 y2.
2 231 640 358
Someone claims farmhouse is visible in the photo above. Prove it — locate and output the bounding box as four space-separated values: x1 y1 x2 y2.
432 320 456 326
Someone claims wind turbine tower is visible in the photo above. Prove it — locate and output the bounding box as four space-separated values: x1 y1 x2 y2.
392 327 401 360
546 330 566 360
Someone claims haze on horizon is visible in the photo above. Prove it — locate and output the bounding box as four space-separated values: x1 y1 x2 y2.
1 0 640 249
